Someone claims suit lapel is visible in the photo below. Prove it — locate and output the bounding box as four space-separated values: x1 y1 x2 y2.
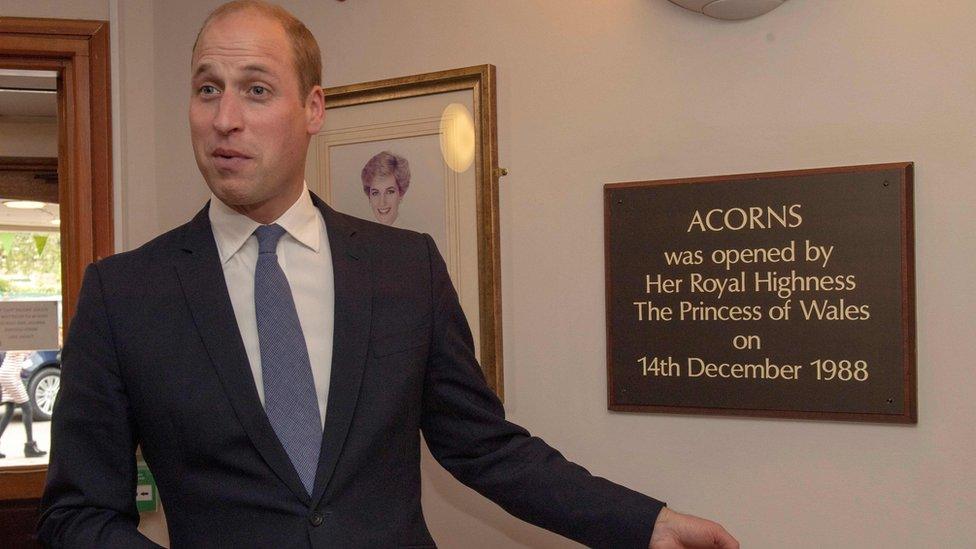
174 204 311 504
311 196 372 504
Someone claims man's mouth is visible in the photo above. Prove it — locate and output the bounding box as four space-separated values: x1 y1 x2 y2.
211 148 252 170
377 207 391 215
212 148 251 160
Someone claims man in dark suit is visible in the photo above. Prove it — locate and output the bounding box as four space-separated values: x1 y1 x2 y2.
39 2 738 548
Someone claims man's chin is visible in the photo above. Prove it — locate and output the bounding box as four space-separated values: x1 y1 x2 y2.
206 177 260 206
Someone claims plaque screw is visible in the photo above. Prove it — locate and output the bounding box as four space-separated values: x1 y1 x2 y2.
883 180 890 187
617 199 623 204
887 397 894 403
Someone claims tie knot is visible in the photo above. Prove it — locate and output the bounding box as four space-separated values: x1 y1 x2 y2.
254 224 287 254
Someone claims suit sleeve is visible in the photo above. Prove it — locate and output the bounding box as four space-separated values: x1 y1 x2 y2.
37 264 161 548
418 235 665 549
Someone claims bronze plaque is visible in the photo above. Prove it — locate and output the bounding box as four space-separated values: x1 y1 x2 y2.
605 163 916 422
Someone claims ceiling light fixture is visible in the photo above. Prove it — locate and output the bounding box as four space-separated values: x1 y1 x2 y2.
668 0 787 20
4 200 47 210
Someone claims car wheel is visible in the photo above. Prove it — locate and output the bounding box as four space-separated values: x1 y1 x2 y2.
28 367 60 421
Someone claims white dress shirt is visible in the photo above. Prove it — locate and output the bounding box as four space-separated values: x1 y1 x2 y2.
209 185 334 426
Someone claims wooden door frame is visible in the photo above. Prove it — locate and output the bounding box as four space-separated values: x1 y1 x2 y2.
0 16 113 501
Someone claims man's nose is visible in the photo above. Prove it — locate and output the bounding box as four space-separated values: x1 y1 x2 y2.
213 94 243 134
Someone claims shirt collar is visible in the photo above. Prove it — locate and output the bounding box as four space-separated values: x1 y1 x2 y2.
209 184 322 264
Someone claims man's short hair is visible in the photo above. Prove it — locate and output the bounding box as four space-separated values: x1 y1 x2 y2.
192 0 322 99
361 152 411 196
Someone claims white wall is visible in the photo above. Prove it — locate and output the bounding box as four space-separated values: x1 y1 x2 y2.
13 0 976 547
112 0 159 250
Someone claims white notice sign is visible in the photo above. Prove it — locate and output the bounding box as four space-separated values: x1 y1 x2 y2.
0 301 59 350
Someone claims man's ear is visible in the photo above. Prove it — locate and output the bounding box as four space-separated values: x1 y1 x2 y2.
305 85 325 134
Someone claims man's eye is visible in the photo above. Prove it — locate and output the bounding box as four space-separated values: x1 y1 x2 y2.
251 85 268 96
199 85 219 95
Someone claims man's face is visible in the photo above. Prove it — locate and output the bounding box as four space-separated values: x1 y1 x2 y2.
189 10 323 217
367 175 402 225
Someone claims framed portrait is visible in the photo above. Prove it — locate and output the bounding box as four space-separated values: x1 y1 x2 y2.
307 65 503 398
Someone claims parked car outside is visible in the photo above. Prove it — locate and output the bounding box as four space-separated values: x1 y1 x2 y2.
0 349 61 421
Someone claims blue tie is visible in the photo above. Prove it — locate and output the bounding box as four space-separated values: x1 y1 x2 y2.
254 224 322 495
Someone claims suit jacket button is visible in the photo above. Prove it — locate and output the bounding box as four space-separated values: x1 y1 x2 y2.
309 512 324 527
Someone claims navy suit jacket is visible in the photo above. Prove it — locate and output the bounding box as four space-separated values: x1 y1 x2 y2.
38 195 663 548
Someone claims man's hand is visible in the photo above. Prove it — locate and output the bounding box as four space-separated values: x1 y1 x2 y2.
649 507 739 549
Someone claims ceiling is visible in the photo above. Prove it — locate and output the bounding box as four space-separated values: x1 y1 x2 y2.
0 69 58 118
0 201 60 232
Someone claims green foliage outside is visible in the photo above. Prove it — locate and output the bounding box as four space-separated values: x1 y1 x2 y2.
0 231 62 298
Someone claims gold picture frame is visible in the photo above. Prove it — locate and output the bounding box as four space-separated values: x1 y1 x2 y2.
310 65 503 398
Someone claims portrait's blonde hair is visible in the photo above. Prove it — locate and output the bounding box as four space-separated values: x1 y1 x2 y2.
192 0 322 99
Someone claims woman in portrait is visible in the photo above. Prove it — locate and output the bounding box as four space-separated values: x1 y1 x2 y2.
361 151 411 225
